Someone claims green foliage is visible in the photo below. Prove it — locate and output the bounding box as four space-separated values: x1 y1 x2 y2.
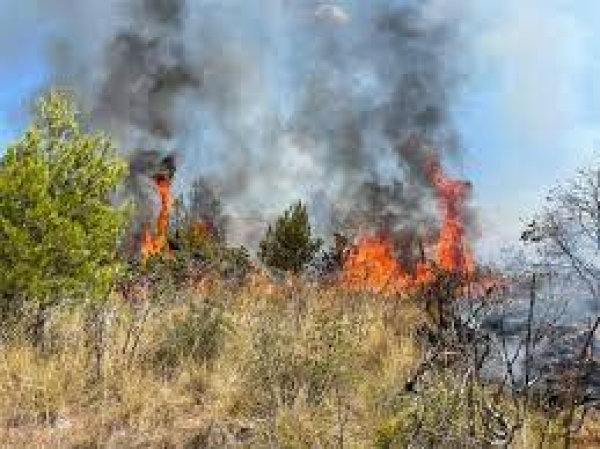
258 201 322 274
0 90 128 316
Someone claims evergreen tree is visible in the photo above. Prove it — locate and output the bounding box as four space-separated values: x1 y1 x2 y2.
0 90 128 320
258 201 322 274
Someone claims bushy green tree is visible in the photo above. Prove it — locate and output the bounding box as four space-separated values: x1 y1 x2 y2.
258 201 322 274
0 90 128 320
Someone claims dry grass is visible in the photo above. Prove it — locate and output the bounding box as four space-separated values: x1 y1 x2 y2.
0 274 424 447
0 273 597 448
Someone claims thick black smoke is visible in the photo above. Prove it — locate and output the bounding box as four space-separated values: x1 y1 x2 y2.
44 0 470 249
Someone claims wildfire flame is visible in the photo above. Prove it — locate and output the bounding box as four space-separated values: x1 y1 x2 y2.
341 157 474 295
426 158 474 275
141 173 173 260
341 234 433 295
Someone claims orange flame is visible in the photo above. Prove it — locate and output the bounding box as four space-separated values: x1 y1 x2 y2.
341 157 474 295
341 234 433 295
141 174 173 260
426 158 474 275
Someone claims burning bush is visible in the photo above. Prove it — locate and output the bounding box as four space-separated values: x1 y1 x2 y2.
339 157 474 298
175 176 228 243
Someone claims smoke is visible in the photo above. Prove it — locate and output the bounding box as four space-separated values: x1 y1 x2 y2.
41 0 470 248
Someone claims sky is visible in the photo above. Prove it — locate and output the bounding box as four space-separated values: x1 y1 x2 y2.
456 1 600 258
0 1 599 258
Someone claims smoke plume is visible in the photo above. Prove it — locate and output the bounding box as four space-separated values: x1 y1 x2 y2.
43 0 470 248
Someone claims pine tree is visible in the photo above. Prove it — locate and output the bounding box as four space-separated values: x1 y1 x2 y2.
0 90 128 320
258 201 322 274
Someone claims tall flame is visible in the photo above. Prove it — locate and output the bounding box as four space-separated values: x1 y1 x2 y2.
341 157 474 295
141 174 173 260
426 158 474 274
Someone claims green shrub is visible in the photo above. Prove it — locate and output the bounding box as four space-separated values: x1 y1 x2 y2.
258 201 322 274
0 90 128 325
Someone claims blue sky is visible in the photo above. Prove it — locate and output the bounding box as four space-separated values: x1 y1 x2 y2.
452 0 600 257
0 1 598 256
0 2 48 147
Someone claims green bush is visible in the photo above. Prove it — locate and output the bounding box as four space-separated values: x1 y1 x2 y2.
0 90 128 334
258 201 322 274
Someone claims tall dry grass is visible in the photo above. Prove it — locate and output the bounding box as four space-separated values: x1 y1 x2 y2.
0 272 597 448
0 273 424 447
